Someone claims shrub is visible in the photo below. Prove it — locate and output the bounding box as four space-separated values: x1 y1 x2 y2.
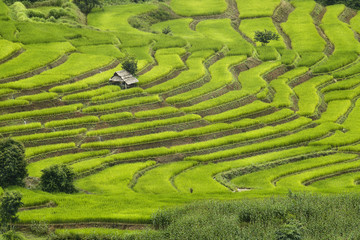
162 26 171 34
30 220 49 236
1 230 25 240
40 164 76 193
275 219 304 240
0 139 27 188
122 57 138 76
254 29 279 46
48 8 68 19
0 191 23 230
26 9 46 19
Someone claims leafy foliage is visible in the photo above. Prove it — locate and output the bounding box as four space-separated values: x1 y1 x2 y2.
122 57 138 76
162 26 172 34
0 139 27 188
0 191 23 230
276 219 304 240
254 29 280 45
40 165 76 193
73 0 102 15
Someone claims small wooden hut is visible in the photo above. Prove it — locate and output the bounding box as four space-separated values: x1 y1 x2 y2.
109 70 138 89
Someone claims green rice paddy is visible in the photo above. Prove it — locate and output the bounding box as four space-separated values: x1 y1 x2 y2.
1 0 360 236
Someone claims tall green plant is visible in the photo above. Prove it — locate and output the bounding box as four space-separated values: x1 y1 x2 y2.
0 139 27 188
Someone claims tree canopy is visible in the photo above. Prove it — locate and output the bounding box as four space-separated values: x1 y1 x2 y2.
0 139 27 188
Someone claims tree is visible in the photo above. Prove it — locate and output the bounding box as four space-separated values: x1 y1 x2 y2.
40 165 76 193
0 139 27 188
122 57 138 76
254 29 280 46
0 191 23 231
73 0 102 15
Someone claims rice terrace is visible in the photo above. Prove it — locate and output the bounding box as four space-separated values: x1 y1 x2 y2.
2 0 360 238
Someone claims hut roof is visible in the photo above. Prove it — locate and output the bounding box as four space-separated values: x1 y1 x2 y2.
110 70 138 85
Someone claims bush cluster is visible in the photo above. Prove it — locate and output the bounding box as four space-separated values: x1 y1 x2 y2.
40 164 76 193
315 0 360 9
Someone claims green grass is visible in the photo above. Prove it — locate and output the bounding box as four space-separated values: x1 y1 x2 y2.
146 57 207 94
77 44 125 59
166 55 246 104
270 78 294 107
75 161 157 194
312 52 358 73
196 19 253 56
16 92 58 102
231 109 294 128
82 95 161 113
321 4 360 54
256 46 279 61
0 122 42 134
0 99 29 108
174 146 328 193
82 122 232 149
87 114 201 136
27 150 110 177
185 123 341 161
278 49 298 65
42 53 114 77
312 98 360 146
294 75 333 116
0 39 22 61
134 107 179 118
204 100 270 122
324 85 360 102
232 153 357 191
236 0 280 18
296 52 325 67
138 53 185 86
92 88 143 102
25 142 76 158
49 64 122 93
282 1 326 52
45 116 99 128
13 128 86 142
62 85 121 101
0 42 75 79
0 103 82 121
100 112 134 121
239 61 282 94
322 77 360 93
172 117 311 154
134 161 197 194
170 0 227 16
239 17 285 48
316 100 351 123
333 60 360 78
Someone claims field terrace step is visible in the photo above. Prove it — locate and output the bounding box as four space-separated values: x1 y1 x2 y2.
231 153 357 192
173 146 329 194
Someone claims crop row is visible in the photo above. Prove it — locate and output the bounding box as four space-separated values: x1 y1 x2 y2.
0 103 83 121
45 116 100 128
82 123 233 148
173 146 329 193
82 95 161 113
166 55 246 104
184 122 341 161
25 142 76 158
13 128 86 142
87 114 201 136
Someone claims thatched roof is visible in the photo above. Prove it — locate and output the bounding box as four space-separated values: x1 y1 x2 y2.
109 70 138 85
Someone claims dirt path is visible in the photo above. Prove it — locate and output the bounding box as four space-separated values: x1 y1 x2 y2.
0 48 25 65
272 0 294 49
312 4 335 56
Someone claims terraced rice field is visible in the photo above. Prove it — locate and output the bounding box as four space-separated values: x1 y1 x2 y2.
2 0 360 233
